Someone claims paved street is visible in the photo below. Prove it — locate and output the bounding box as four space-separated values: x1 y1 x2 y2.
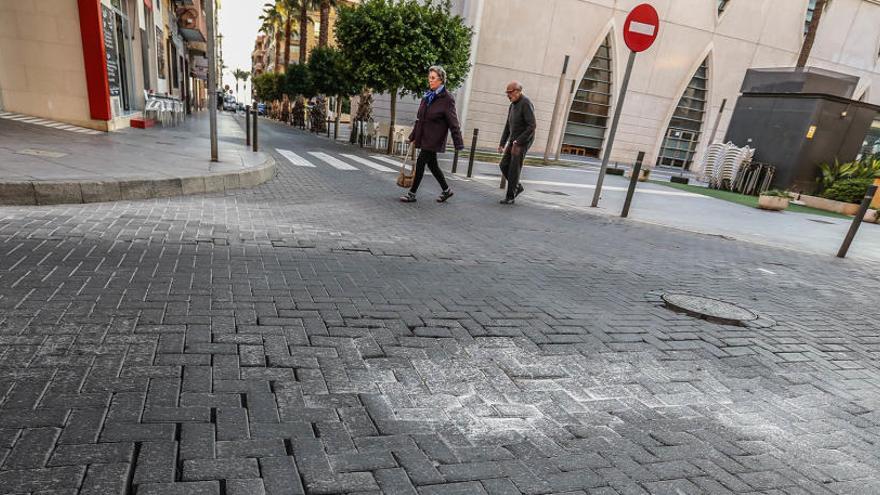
0 114 879 495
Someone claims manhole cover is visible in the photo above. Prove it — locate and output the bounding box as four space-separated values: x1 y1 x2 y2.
661 293 758 326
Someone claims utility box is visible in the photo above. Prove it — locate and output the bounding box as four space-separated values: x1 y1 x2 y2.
724 67 879 194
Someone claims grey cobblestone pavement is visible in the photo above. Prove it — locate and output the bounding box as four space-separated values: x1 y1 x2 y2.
0 116 878 494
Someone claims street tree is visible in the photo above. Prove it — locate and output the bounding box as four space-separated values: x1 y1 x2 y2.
318 0 339 48
299 0 320 64
308 46 360 137
253 72 284 103
284 63 314 126
232 68 250 101
336 0 472 154
259 3 284 72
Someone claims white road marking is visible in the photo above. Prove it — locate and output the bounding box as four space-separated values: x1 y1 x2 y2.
757 268 776 275
309 151 358 170
471 175 707 198
276 149 316 167
341 154 395 172
0 112 102 134
370 155 407 167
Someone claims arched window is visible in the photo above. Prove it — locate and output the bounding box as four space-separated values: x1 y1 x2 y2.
657 58 709 170
560 35 612 158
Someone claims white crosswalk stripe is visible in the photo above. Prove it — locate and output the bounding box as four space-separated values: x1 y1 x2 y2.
340 154 396 173
370 155 406 167
308 151 359 170
0 112 103 134
275 149 316 167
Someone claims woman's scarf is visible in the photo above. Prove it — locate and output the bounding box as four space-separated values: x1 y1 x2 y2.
423 85 445 106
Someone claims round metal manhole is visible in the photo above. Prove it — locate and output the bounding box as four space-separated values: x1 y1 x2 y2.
661 293 759 326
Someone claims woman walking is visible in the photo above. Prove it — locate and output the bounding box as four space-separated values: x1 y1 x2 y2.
400 66 465 203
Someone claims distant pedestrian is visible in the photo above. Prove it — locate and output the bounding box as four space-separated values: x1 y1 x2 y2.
400 66 465 203
497 81 537 204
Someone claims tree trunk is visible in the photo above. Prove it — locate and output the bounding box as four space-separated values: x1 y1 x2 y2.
319 1 330 47
299 4 309 64
274 33 282 72
797 0 826 68
386 89 397 155
334 97 341 140
283 15 293 69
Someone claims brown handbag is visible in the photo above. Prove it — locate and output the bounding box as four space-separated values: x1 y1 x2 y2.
396 145 415 188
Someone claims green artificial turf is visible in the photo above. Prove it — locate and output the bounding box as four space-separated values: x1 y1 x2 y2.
650 180 853 220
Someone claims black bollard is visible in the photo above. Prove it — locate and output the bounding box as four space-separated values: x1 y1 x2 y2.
837 184 878 258
326 118 331 138
466 129 479 178
252 106 258 152
245 105 251 146
621 151 645 218
452 149 459 174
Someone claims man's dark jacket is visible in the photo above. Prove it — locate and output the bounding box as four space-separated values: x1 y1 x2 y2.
409 90 465 153
500 95 537 149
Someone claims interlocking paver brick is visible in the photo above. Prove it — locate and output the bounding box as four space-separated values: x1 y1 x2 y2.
0 119 879 493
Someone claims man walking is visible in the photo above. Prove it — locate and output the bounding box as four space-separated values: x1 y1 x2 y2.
497 81 537 204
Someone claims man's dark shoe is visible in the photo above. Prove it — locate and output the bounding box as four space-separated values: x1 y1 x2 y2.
515 184 524 197
437 189 454 203
499 198 515 205
400 192 417 203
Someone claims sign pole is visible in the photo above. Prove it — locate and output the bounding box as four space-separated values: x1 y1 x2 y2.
206 0 218 162
591 49 636 208
543 55 569 164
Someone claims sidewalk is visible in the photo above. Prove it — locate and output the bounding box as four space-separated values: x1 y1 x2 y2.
435 155 880 262
0 112 274 205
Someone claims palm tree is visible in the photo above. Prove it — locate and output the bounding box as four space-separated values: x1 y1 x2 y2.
233 69 250 100
276 0 300 69
299 0 319 64
318 0 338 47
797 0 827 68
259 3 284 72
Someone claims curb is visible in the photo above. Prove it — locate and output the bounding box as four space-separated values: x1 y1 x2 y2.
0 154 276 206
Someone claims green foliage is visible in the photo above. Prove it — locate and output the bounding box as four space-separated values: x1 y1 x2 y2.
818 157 880 192
253 72 284 102
308 46 360 98
820 178 874 204
284 63 314 98
335 0 473 97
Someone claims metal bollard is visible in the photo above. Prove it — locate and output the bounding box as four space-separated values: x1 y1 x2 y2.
837 184 878 258
451 149 459 174
326 118 331 138
359 120 364 148
245 105 251 146
466 129 478 178
252 106 258 152
621 151 645 218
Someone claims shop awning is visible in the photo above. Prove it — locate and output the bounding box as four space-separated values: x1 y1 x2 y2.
180 27 206 43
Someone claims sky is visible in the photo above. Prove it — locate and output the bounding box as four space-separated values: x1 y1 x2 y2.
218 0 263 102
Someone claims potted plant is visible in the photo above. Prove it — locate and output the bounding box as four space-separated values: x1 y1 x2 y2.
757 189 790 211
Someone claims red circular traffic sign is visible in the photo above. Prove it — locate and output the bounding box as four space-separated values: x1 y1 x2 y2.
623 4 660 53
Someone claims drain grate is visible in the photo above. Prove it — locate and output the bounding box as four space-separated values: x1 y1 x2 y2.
661 293 758 326
537 190 570 196
807 218 837 225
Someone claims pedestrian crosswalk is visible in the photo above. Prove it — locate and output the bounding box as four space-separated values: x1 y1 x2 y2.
0 112 104 135
275 147 400 174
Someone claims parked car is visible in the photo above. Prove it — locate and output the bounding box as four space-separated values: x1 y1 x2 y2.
223 96 237 112
257 103 267 116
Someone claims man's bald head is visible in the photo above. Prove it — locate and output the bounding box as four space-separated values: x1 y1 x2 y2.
505 81 524 102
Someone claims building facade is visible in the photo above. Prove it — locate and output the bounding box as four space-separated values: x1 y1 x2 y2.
0 0 211 131
371 0 880 171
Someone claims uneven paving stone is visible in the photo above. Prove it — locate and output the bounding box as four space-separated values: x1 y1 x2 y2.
0 120 878 493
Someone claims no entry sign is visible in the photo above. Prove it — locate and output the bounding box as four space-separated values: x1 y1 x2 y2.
624 4 660 53
591 3 661 208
